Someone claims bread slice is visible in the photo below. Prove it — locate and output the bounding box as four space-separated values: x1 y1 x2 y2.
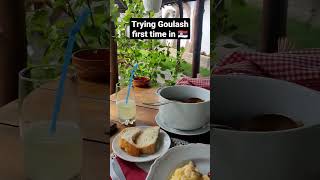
136 126 160 154
119 127 141 156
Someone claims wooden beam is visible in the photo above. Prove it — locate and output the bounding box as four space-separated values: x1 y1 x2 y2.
192 0 205 77
176 0 183 57
110 22 118 94
261 0 288 53
0 0 27 106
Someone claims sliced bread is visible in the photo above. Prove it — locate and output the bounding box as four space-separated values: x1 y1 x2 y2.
136 126 160 154
119 127 141 156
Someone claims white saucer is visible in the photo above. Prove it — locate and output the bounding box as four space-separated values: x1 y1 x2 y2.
155 113 210 136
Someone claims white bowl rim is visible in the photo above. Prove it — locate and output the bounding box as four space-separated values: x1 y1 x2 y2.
146 143 210 180
158 85 211 105
213 123 315 134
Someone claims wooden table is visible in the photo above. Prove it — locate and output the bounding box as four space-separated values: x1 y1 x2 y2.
0 80 109 179
109 87 210 152
0 81 210 179
109 87 159 153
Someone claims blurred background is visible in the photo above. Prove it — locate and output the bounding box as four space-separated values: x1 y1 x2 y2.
214 0 320 62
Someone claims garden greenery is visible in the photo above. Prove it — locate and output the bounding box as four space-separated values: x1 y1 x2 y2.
26 0 109 65
111 0 185 86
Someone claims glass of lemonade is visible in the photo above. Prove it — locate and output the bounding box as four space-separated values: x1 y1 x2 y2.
116 82 136 125
19 65 82 180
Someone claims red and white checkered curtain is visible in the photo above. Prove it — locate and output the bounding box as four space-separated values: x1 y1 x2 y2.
214 49 320 91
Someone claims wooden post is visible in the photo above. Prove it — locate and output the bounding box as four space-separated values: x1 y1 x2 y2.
110 22 118 94
0 0 27 106
177 0 183 57
192 0 205 77
261 0 288 53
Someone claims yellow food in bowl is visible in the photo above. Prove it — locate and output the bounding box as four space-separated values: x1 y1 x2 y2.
170 161 209 180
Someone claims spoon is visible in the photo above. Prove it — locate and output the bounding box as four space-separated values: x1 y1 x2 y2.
143 100 177 106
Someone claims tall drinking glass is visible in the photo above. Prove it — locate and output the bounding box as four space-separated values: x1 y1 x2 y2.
19 65 82 180
116 83 136 125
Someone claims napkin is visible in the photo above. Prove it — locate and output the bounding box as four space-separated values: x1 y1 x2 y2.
214 49 320 91
176 77 210 90
110 156 147 180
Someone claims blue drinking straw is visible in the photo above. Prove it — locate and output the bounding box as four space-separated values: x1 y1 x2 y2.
49 8 90 134
126 63 139 104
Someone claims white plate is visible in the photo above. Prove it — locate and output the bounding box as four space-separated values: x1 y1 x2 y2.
146 143 210 180
112 126 171 163
155 113 210 136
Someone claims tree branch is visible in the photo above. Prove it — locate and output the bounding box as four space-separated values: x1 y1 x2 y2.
85 0 103 46
66 1 89 47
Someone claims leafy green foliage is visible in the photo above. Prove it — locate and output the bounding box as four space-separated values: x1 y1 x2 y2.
212 0 238 68
111 0 185 86
26 0 110 65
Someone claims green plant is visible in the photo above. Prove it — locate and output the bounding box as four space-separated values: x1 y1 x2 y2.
111 0 185 86
26 0 110 65
213 0 238 45
212 0 239 69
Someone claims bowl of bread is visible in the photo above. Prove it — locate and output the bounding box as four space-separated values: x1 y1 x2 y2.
112 126 171 162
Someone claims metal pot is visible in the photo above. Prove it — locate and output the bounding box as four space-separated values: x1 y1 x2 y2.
157 85 210 130
213 75 320 180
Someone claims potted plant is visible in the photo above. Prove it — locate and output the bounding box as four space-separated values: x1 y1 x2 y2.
72 48 109 82
112 0 185 87
26 0 110 82
133 76 151 88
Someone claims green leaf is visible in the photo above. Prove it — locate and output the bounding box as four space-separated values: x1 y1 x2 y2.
160 73 165 79
53 0 66 8
72 0 86 9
